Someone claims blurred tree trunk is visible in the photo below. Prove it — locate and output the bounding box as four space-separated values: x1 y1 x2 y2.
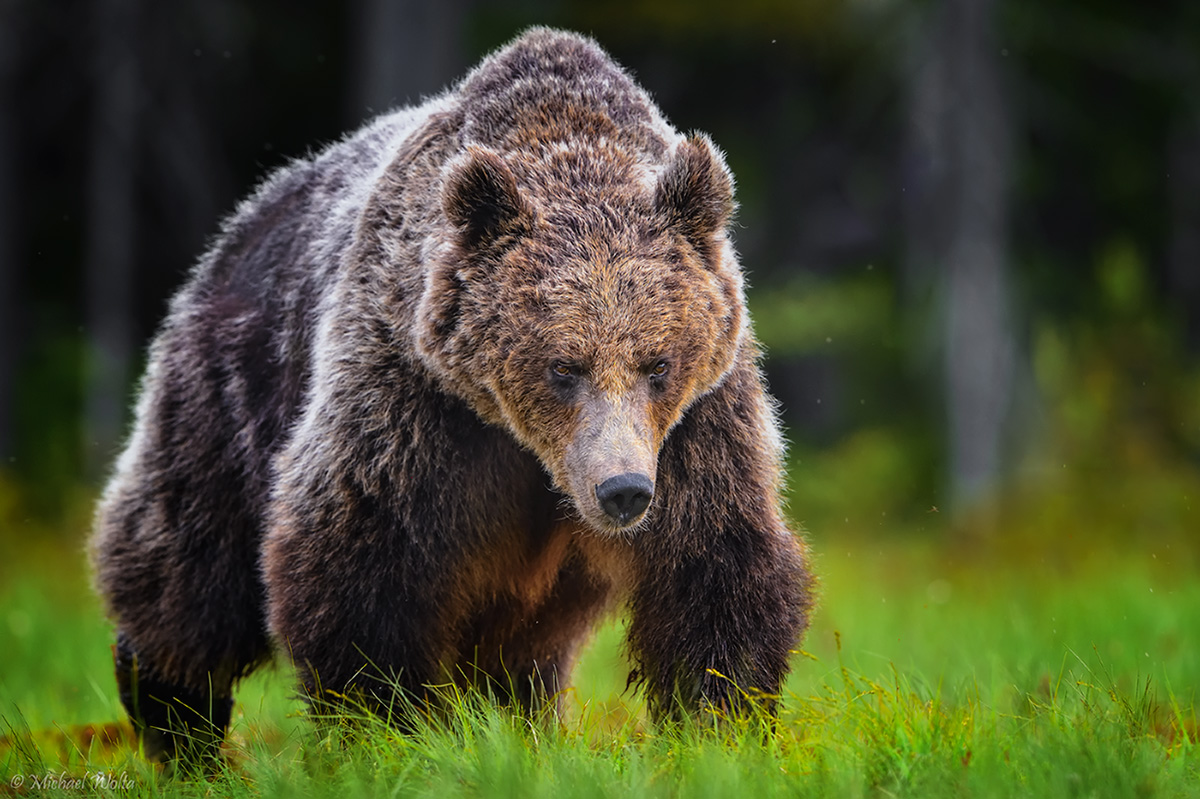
904 0 1018 512
140 2 231 320
0 1 17 465
349 0 465 122
1169 111 1200 350
85 0 140 476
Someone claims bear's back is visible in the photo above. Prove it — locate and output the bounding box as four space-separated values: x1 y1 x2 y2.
160 104 443 461
456 28 670 159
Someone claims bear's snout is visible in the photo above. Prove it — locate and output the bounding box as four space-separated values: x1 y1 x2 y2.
561 388 658 533
595 472 654 526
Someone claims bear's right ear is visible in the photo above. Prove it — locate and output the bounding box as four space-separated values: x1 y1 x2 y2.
653 135 736 267
443 148 534 249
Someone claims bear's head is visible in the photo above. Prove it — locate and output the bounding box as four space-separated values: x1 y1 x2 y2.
417 135 747 534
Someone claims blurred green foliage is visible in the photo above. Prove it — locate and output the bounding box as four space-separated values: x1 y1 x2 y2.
751 270 894 359
6 332 92 519
750 240 1200 554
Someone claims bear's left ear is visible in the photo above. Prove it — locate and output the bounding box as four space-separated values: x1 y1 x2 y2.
443 147 534 249
653 134 736 264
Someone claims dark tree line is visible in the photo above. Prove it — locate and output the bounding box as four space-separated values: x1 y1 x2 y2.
3 0 1198 517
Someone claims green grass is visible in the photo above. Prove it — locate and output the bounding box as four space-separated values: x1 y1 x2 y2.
2 514 1198 797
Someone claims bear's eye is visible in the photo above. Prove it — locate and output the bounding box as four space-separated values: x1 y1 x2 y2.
549 361 583 391
649 360 669 380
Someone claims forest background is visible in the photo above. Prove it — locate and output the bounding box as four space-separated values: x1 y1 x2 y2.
3 0 1200 532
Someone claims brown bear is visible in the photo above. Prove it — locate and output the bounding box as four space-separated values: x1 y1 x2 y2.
91 27 813 764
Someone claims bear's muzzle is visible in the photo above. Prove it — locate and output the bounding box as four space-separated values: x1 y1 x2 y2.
595 472 654 526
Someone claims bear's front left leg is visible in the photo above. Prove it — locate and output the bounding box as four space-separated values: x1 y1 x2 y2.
628 525 810 719
626 359 814 720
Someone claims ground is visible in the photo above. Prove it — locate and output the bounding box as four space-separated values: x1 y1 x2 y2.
1 487 1197 797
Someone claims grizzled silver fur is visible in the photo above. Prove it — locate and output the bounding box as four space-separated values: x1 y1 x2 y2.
92 27 813 762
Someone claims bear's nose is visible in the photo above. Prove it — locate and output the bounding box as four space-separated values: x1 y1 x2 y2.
595 473 654 525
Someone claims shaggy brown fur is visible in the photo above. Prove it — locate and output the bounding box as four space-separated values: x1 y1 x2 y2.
91 27 814 763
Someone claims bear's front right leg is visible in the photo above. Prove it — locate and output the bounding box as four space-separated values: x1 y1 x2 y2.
263 517 453 724
263 357 553 726
262 449 464 725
